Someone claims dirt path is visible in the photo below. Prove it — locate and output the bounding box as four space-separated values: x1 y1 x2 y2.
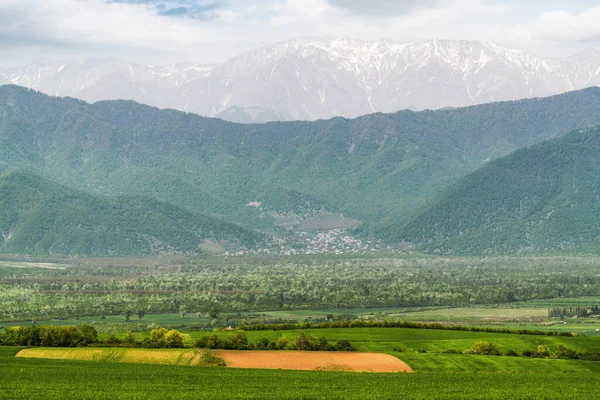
214 350 413 373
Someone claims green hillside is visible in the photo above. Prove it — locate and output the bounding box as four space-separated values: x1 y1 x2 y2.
380 127 600 254
0 170 262 256
2 85 600 230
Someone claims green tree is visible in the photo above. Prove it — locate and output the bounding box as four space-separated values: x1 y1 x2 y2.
164 330 184 348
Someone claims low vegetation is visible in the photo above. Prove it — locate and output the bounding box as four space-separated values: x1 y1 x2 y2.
198 352 227 367
0 325 185 349
195 331 355 351
0 324 98 347
3 255 600 324
238 320 574 337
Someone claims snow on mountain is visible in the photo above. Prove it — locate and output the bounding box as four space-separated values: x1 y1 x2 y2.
3 38 600 123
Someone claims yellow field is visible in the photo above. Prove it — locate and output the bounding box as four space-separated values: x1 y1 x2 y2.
16 348 411 372
16 348 203 366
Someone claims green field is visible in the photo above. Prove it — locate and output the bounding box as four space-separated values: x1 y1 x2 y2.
7 302 599 335
93 327 600 373
3 346 600 399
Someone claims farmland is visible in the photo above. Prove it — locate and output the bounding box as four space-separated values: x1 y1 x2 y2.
9 326 600 373
3 345 600 399
3 254 600 398
16 348 412 373
3 254 600 327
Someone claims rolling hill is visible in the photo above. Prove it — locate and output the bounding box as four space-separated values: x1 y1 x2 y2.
2 84 600 236
379 127 600 254
0 170 262 257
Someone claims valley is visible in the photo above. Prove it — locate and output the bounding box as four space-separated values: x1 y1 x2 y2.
4 1 600 398
2 85 600 256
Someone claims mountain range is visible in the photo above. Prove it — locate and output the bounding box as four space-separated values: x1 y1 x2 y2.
2 84 600 255
2 37 600 123
383 126 600 254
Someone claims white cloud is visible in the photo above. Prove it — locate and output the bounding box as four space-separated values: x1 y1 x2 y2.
326 0 438 16
0 0 596 65
530 6 600 43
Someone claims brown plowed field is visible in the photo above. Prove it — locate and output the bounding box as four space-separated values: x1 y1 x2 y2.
214 350 413 373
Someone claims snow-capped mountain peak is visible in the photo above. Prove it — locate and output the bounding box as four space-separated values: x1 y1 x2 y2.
2 37 599 123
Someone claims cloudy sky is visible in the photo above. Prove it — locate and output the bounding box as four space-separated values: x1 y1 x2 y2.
1 0 600 66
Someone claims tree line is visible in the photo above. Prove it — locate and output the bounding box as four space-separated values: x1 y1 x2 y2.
0 325 185 349
548 306 600 318
237 320 575 337
195 331 355 352
4 255 600 323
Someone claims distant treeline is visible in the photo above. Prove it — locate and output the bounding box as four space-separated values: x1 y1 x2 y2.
0 325 99 347
237 320 575 337
195 331 355 352
548 306 600 318
0 326 185 349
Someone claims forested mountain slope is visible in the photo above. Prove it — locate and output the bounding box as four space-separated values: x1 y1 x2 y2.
379 127 600 254
2 85 600 232
0 170 262 257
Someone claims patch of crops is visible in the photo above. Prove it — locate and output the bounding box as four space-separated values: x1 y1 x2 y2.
2 347 600 399
16 347 202 366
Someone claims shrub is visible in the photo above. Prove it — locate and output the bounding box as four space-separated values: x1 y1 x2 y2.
464 341 500 356
145 328 184 348
522 350 535 357
254 337 271 350
199 352 226 367
333 339 355 352
164 330 184 348
442 349 461 354
536 345 550 358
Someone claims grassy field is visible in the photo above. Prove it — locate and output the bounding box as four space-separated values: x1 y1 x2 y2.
2 346 600 399
392 307 549 319
5 302 600 337
100 327 600 373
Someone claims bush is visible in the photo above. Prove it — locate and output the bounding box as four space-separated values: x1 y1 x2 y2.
522 350 535 357
199 352 226 367
504 349 519 357
254 337 271 350
145 328 184 348
164 330 184 348
442 349 461 354
536 345 550 358
464 341 500 356
333 339 355 352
